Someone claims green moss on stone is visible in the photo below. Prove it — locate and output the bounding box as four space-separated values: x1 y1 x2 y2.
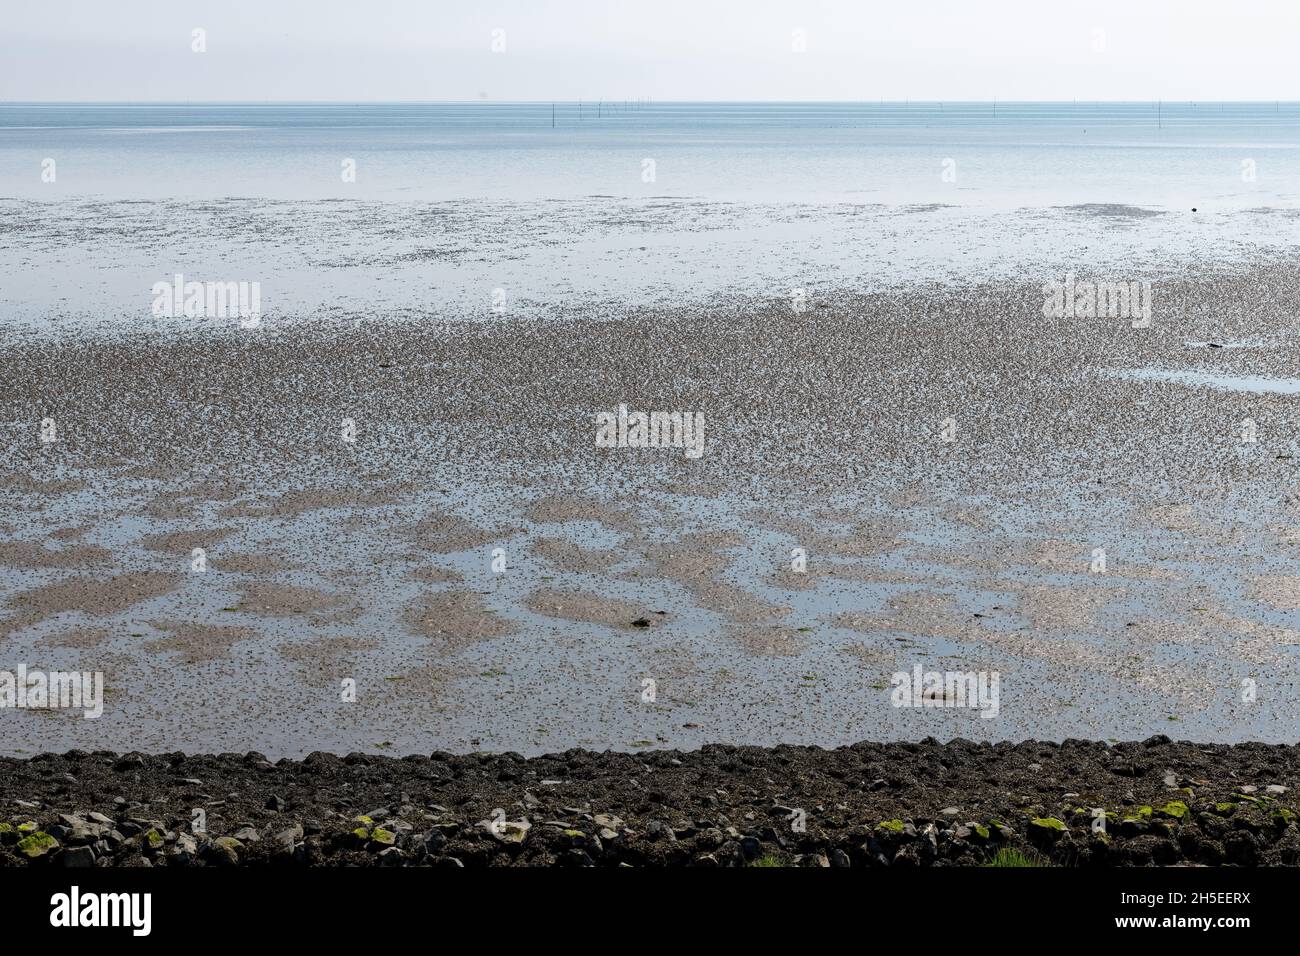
17 831 58 858
1156 800 1189 820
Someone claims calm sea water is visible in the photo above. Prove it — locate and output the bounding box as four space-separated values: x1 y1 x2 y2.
4 101 1300 207
3 102 1300 329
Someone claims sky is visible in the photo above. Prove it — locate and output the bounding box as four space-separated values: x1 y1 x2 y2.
2 0 1298 102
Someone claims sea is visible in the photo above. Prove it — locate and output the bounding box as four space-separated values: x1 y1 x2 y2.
1 100 1299 327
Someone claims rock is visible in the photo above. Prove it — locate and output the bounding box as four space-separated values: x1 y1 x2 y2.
645 820 675 842
266 795 288 812
920 823 939 853
1028 817 1068 841
940 807 961 816
829 848 851 867
59 846 95 867
1225 833 1259 865
717 840 744 866
1118 817 1145 837
57 816 104 845
170 833 198 863
1155 800 1189 820
482 818 531 843
204 837 242 866
232 826 260 843
1266 785 1288 795
565 848 595 867
87 812 114 826
892 844 921 867
274 824 304 847
17 832 60 859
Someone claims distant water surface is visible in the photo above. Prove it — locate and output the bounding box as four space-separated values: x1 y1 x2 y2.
4 101 1300 207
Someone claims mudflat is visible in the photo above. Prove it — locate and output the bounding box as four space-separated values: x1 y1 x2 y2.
4 259 1300 754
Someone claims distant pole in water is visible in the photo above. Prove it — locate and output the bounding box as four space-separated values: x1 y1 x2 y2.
1157 99 1161 129
552 102 555 128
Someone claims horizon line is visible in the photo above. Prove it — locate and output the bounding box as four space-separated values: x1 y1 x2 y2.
4 98 1300 106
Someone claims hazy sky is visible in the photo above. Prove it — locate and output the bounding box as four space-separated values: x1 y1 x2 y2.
3 0 1298 102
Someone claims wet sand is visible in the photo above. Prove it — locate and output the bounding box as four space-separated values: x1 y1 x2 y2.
4 257 1300 755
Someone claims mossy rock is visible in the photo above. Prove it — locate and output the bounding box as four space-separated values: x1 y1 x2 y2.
1271 808 1296 826
1123 806 1153 822
0 823 12 833
1213 802 1237 815
1029 817 1067 833
17 821 38 833
17 831 59 859
369 827 396 846
353 815 374 825
972 824 990 841
352 826 371 842
562 829 585 839
1234 793 1260 804
875 819 905 833
143 828 165 850
1155 800 1189 820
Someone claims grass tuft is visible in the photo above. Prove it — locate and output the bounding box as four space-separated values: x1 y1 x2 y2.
983 847 1051 867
